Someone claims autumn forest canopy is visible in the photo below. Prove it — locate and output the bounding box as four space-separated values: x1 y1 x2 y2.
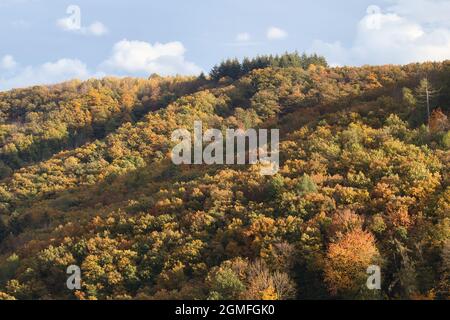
0 53 449 300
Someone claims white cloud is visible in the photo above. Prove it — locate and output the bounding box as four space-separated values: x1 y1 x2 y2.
57 16 78 31
267 27 288 40
236 32 251 42
311 2 450 66
0 58 93 91
1 55 17 69
87 21 108 36
57 19 108 36
101 39 202 75
0 40 201 91
386 0 450 27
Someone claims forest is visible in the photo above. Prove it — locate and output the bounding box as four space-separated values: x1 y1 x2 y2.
0 53 449 300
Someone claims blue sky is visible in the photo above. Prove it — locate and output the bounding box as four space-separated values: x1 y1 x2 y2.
1 0 450 90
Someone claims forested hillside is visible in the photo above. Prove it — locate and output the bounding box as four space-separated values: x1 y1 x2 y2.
0 53 449 300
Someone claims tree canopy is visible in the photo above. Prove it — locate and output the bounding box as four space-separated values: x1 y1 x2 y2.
0 58 449 300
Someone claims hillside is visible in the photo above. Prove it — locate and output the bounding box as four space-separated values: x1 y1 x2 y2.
0 56 449 300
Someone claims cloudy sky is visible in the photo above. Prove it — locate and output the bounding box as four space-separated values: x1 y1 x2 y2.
1 0 450 90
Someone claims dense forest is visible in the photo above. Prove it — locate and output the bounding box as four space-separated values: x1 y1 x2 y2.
0 53 449 300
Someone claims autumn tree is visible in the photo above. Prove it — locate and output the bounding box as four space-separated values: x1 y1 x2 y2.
428 108 448 133
324 229 381 298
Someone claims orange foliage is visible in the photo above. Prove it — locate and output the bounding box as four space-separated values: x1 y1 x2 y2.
324 229 380 297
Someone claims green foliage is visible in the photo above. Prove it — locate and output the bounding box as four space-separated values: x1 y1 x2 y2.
442 131 450 149
207 268 245 300
296 174 318 195
268 175 285 199
210 52 328 81
402 87 416 109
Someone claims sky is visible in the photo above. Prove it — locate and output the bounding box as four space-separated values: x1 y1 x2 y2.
1 0 450 91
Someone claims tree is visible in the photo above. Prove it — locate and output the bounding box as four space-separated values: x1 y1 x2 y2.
443 131 450 149
402 87 416 111
209 52 328 81
267 174 285 199
210 58 242 81
250 90 280 118
207 267 245 300
327 209 363 241
324 229 381 298
296 174 318 195
393 239 418 299
415 78 439 127
428 109 448 133
242 260 296 300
